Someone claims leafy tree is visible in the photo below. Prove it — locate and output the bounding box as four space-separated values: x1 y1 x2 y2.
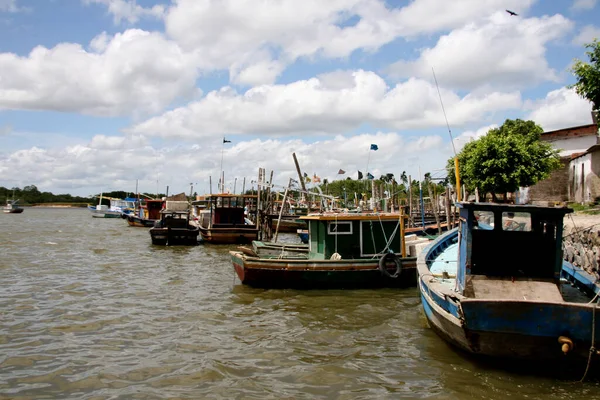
570 39 600 112
446 119 561 200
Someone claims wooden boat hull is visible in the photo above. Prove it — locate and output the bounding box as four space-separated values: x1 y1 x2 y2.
149 227 200 246
126 215 157 227
231 251 417 288
418 228 600 375
199 226 259 244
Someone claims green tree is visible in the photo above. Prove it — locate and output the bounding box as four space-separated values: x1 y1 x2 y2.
570 38 600 112
446 119 561 200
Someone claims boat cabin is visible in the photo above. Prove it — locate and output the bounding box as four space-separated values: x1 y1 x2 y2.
300 213 406 260
198 194 258 228
143 199 165 220
456 203 572 294
155 210 191 229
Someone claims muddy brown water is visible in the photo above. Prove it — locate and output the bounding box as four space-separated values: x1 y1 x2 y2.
1 208 599 399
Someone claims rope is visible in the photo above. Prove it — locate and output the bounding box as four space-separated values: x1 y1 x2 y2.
334 214 338 255
580 295 599 382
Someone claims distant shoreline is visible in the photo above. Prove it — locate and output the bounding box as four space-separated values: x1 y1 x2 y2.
29 204 89 208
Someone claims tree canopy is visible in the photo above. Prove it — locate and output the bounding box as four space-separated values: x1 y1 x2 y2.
570 38 600 111
446 119 561 198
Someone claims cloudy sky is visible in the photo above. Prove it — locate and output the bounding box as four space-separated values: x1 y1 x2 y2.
0 0 599 196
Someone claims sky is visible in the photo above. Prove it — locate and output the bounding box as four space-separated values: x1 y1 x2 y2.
1 0 599 197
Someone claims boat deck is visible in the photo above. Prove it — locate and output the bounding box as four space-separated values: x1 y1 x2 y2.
465 276 564 302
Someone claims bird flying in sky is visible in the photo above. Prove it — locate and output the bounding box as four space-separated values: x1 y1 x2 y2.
505 9 518 16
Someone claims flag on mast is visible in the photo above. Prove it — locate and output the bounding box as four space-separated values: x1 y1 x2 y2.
370 144 378 151
223 138 231 143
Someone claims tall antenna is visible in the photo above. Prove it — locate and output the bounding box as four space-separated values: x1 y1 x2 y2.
432 67 461 201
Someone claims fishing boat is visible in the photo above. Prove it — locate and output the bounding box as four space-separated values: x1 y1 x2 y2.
418 202 600 378
89 194 135 218
195 193 259 244
230 212 426 289
126 199 164 227
3 198 23 214
149 201 200 245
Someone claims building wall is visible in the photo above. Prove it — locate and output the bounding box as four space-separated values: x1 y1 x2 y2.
525 124 598 204
569 154 593 203
545 136 598 157
523 158 570 205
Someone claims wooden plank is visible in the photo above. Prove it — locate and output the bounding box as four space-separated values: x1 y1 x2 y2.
468 276 563 302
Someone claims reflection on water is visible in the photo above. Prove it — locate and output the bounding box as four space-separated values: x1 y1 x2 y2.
1 208 599 399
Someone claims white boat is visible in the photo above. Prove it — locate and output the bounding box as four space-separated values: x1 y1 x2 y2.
3 198 23 214
88 193 135 218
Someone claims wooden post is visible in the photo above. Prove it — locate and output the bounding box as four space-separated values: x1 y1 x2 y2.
292 153 307 193
408 175 413 227
400 208 406 258
427 180 442 235
257 168 262 240
273 178 292 243
445 186 452 229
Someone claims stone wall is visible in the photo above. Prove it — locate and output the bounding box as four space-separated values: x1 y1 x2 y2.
527 158 570 205
563 225 600 275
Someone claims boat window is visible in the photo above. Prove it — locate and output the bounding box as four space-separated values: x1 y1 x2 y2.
328 221 352 235
473 211 494 230
502 212 531 231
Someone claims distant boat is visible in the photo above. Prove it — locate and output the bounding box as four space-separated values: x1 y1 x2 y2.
195 194 259 244
126 199 164 227
297 228 308 244
230 212 428 289
89 193 135 218
149 201 200 246
418 202 600 378
3 197 23 214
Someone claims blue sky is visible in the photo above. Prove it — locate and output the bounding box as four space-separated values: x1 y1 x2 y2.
1 0 599 196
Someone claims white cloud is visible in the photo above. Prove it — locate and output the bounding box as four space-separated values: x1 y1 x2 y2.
388 12 573 90
0 0 23 12
164 0 535 85
0 132 452 196
571 0 597 11
83 0 165 24
525 87 594 131
0 29 198 116
452 124 497 152
572 25 600 45
129 70 521 139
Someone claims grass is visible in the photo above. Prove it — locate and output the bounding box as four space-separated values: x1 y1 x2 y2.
568 202 600 215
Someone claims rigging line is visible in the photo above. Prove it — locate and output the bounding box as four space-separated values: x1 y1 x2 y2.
432 67 457 157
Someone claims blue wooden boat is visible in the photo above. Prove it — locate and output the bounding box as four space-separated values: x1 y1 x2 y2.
417 202 600 378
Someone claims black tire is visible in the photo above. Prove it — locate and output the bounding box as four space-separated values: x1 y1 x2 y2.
378 252 402 278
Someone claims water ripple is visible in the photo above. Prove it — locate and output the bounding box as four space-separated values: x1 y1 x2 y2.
1 209 600 399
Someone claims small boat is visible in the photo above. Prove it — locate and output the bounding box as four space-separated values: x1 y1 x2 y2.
89 194 135 218
230 212 426 289
297 228 308 244
3 198 23 214
195 194 259 244
418 202 600 378
149 201 200 246
126 199 164 227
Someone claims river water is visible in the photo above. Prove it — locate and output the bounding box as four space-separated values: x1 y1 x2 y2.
1 208 599 399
